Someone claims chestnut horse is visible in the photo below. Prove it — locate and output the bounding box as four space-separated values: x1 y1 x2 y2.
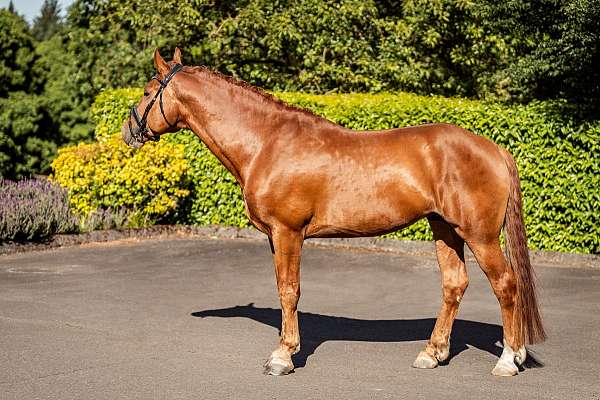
122 49 545 377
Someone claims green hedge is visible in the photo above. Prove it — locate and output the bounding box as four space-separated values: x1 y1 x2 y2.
86 88 599 253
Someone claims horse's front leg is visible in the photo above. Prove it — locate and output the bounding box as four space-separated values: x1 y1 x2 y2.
263 226 303 376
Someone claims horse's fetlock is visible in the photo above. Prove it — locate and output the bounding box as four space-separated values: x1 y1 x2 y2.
281 339 300 355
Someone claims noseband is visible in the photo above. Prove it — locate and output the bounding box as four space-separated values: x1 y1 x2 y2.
128 63 183 143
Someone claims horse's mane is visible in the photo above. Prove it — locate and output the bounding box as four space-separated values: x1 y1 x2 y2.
185 66 324 121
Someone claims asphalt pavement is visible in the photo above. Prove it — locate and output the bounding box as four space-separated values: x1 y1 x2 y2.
1 237 599 399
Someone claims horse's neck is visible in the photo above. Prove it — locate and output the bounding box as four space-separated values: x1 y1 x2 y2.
180 76 278 187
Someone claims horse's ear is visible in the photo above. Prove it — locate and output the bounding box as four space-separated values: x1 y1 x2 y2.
153 49 169 76
173 47 183 64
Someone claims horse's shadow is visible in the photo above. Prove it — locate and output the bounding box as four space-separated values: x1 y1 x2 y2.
191 303 542 369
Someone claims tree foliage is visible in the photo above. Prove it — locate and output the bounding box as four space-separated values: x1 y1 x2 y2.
61 0 600 107
1 0 599 179
32 0 63 41
484 0 600 104
0 10 54 179
33 35 93 144
62 0 517 97
0 92 58 179
0 9 37 96
0 6 92 179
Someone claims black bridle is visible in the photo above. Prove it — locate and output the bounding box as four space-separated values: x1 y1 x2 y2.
128 63 183 143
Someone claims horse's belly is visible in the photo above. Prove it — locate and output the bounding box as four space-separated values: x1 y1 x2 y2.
305 188 430 238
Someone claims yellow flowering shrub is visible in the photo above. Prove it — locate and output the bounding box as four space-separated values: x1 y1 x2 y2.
51 134 189 225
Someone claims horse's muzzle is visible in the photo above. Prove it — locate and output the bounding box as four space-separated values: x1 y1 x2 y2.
122 122 144 149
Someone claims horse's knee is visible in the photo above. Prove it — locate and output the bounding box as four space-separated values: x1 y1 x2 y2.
442 274 469 306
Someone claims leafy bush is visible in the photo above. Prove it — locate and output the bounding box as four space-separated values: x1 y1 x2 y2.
168 131 248 227
80 207 131 232
51 134 190 226
0 177 78 242
80 88 599 253
91 88 143 142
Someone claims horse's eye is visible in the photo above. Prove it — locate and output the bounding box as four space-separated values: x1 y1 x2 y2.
144 91 149 97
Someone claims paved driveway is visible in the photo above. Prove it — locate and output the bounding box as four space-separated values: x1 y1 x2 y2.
1 237 599 399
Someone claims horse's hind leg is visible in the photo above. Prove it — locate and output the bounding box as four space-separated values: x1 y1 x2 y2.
467 239 525 376
413 218 468 369
263 225 303 376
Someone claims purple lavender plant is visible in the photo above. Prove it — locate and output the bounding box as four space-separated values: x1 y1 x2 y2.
0 178 79 242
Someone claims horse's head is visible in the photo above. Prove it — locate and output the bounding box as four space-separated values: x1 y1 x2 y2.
122 48 185 148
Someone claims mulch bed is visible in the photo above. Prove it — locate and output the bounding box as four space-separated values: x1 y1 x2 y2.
1 225 598 270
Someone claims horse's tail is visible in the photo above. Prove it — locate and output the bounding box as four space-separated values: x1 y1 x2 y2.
501 149 547 345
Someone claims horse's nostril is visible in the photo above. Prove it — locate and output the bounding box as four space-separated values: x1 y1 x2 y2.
122 124 143 148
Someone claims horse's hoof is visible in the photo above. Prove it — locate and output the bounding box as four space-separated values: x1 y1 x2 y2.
491 360 518 377
412 351 438 369
263 356 294 376
492 339 520 376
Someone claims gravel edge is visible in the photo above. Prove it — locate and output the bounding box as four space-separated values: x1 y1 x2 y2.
1 225 598 270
